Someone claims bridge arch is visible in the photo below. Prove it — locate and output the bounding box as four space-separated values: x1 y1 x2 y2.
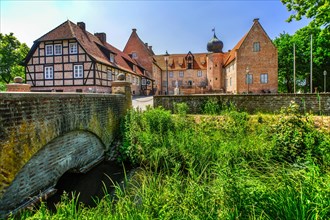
0 130 105 215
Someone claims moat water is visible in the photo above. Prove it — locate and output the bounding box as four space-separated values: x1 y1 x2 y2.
45 160 132 211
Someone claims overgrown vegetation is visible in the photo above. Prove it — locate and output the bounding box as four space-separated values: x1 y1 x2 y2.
13 102 330 219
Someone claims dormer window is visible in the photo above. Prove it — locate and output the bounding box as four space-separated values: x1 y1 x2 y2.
187 56 193 69
69 43 77 54
110 53 115 63
186 52 194 69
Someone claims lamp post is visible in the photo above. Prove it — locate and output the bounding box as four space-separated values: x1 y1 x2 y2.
324 70 327 93
164 51 169 95
246 66 250 94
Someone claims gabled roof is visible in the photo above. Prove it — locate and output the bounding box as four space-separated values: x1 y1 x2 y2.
224 19 275 66
223 33 247 66
153 52 208 71
123 28 155 56
26 20 151 79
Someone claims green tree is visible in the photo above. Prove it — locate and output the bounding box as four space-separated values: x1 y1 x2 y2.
274 26 330 93
281 0 330 29
0 33 29 84
273 32 295 93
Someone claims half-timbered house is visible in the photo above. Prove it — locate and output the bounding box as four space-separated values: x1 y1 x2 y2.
24 20 153 94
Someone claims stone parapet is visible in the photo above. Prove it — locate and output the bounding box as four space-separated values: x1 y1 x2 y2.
154 93 330 115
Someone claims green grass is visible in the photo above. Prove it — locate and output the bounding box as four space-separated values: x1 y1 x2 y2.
13 104 330 219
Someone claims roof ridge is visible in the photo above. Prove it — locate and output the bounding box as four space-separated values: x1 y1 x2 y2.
67 20 76 38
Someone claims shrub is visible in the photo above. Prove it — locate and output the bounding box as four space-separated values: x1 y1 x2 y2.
202 99 220 115
174 102 189 116
272 101 330 165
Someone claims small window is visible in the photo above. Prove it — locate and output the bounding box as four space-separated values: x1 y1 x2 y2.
187 56 193 69
110 53 115 63
169 71 173 78
179 71 184 78
127 75 131 82
230 77 232 86
260 73 268 84
253 42 260 52
132 52 137 59
74 65 83 78
69 43 78 54
142 78 147 85
44 66 53 79
45 45 53 56
133 65 136 72
246 74 253 84
197 70 202 77
108 71 113 80
137 77 139 85
54 44 62 55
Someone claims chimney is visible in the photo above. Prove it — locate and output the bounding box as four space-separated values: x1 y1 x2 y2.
228 50 231 52
149 46 152 51
94 32 106 43
253 18 259 23
145 43 148 47
77 22 86 31
132 28 137 32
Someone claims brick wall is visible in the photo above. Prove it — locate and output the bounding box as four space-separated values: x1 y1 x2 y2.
154 94 330 115
0 92 130 216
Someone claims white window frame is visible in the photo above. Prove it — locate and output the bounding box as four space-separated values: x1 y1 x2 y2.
142 78 147 85
127 75 131 82
260 73 268 84
74 65 83 78
179 71 184 78
137 77 140 85
197 70 202 77
54 44 62 55
45 45 53 56
169 71 173 78
44 66 53 79
69 43 78 54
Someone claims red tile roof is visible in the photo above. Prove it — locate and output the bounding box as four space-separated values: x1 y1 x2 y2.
153 52 208 71
223 33 247 66
35 20 150 79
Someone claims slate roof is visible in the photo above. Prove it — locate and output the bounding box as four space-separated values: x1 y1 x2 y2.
27 20 151 79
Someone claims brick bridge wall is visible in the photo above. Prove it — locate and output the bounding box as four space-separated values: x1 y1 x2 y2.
0 90 131 216
154 93 330 115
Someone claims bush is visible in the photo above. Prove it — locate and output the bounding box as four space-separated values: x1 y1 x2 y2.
174 102 189 116
202 99 220 115
272 101 330 165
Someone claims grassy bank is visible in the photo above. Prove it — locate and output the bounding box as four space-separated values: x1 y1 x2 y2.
14 102 330 219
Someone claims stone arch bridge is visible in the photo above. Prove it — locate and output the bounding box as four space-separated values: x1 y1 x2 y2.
0 85 131 217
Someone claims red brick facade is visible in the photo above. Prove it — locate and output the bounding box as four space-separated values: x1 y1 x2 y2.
152 19 278 95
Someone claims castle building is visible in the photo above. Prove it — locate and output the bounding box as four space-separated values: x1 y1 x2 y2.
152 18 278 95
123 28 155 95
24 20 153 95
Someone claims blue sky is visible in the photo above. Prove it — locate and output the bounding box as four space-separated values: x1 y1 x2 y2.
1 0 310 54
